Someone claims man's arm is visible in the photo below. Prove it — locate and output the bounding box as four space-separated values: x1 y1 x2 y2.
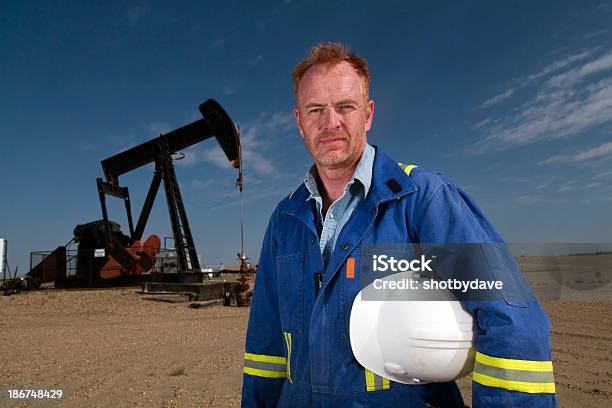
416 182 557 408
242 209 288 407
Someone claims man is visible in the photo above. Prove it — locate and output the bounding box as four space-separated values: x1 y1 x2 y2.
242 43 557 407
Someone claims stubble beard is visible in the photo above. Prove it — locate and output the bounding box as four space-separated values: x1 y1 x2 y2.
308 131 364 170
314 146 352 168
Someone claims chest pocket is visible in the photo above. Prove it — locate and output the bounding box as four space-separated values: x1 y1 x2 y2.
340 251 363 341
276 254 304 333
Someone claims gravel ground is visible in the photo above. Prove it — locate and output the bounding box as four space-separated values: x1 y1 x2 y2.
1 288 610 407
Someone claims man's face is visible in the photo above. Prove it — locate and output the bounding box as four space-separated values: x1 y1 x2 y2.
294 61 374 170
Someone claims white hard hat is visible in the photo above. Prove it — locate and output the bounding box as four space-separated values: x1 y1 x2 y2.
349 273 476 384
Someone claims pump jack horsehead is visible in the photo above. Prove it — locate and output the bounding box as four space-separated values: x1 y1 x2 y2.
98 99 241 279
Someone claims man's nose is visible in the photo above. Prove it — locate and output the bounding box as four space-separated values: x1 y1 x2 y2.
321 107 342 131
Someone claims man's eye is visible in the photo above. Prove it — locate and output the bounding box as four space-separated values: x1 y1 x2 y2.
339 104 355 112
308 107 323 114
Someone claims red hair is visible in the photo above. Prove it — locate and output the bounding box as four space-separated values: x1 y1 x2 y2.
292 42 371 102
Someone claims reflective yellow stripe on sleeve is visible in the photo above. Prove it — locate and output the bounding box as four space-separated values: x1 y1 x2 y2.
398 163 418 176
473 352 556 394
475 352 553 371
365 368 390 391
243 352 287 379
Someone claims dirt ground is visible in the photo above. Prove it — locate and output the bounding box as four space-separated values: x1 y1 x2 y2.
1 288 611 407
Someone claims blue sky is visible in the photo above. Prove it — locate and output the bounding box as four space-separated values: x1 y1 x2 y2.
1 1 612 273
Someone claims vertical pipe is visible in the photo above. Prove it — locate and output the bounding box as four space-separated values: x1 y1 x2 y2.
0 238 6 280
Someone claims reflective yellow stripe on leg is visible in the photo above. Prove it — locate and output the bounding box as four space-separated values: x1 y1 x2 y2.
365 368 390 391
284 332 293 383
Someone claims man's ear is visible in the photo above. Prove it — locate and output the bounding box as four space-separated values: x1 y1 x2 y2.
365 99 375 132
294 107 305 138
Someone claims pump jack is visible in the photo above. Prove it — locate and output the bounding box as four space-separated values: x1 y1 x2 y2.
96 99 241 280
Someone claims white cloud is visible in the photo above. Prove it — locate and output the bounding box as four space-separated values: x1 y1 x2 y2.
523 50 595 83
148 122 171 135
547 52 612 88
267 111 295 132
192 179 217 188
558 185 572 193
238 111 295 149
205 185 292 210
475 49 612 151
240 55 263 67
79 141 96 151
583 29 609 40
202 145 233 168
126 3 149 24
539 154 568 165
592 169 612 179
573 141 612 161
211 38 225 49
534 176 556 191
175 145 203 167
556 179 579 193
236 111 295 177
474 118 491 129
480 88 515 108
184 110 202 123
191 178 233 188
597 2 612 12
540 140 612 165
516 195 568 205
584 182 603 189
171 110 296 181
243 150 275 175
106 133 139 153
224 83 241 95
499 176 529 183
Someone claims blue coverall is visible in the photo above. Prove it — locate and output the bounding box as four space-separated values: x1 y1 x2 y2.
242 146 557 407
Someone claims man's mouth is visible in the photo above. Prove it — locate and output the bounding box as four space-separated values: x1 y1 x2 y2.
318 136 347 146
